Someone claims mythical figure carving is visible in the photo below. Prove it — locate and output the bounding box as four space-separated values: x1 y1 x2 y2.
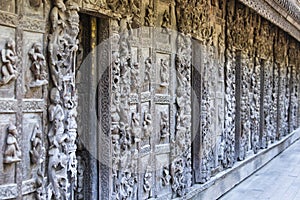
144 4 154 26
143 112 152 138
48 0 79 198
171 158 185 197
171 32 192 197
130 62 139 92
0 38 18 86
119 171 136 200
30 124 44 165
48 88 66 147
28 43 48 87
161 9 170 33
143 57 151 90
160 111 169 139
143 166 152 197
160 59 169 87
131 113 141 143
161 165 171 186
3 124 21 164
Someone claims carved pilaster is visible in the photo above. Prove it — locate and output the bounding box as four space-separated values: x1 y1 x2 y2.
47 0 79 199
171 32 192 197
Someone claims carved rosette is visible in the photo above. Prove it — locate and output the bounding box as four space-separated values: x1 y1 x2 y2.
47 1 79 199
171 32 192 197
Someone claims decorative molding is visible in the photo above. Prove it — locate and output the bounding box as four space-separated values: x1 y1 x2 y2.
21 17 46 33
0 100 18 112
238 0 300 41
22 100 45 112
22 179 36 195
0 11 17 27
0 183 18 200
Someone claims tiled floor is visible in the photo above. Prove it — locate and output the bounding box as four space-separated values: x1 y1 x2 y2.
219 139 300 200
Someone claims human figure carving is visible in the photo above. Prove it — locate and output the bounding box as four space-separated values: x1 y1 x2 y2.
3 124 21 164
28 43 48 87
1 38 18 85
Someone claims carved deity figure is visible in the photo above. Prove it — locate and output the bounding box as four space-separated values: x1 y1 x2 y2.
161 165 171 186
50 0 66 31
144 57 152 89
47 145 68 200
48 87 66 148
28 43 48 87
143 166 152 195
143 112 152 138
30 124 44 165
160 59 169 87
3 124 21 164
144 4 154 26
161 10 170 33
160 111 169 139
130 62 140 92
120 171 135 199
131 113 141 143
0 38 18 85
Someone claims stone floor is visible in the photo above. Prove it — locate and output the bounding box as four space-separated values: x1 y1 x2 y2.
219 139 300 200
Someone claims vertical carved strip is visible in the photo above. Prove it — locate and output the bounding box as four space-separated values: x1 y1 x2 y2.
47 1 79 199
171 32 192 197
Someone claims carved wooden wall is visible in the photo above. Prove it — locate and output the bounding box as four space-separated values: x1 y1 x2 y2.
0 0 299 199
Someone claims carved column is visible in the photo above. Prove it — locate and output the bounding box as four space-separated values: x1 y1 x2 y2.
47 1 79 199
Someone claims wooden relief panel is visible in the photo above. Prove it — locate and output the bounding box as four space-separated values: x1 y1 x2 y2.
0 1 48 198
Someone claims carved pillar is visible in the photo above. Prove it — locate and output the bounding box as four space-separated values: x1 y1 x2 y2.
288 40 298 132
47 1 79 199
